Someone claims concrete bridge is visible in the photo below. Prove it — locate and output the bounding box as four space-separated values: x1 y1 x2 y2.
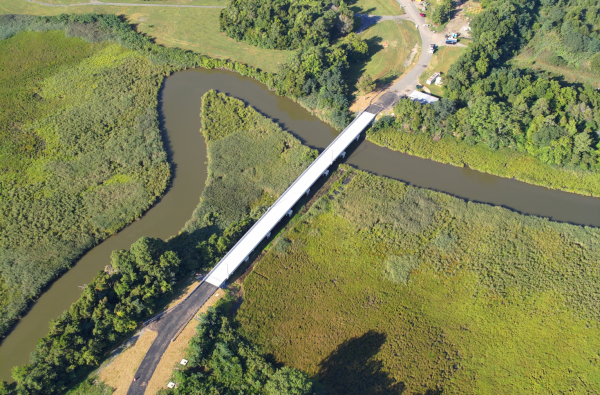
127 104 383 395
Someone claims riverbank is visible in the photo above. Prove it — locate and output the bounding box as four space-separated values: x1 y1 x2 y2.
367 126 600 197
237 165 600 393
0 26 171 339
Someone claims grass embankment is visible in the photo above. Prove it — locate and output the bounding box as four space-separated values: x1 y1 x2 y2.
512 32 600 88
418 46 465 96
0 1 289 73
349 0 404 16
367 127 600 196
10 91 317 394
348 20 420 87
237 166 600 394
0 29 170 337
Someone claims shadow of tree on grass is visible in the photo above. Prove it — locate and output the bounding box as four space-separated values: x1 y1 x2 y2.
317 330 406 395
346 36 385 91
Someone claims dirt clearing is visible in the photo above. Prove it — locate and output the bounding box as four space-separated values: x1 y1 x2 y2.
98 329 158 395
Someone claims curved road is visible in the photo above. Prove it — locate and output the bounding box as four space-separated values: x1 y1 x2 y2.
354 0 456 109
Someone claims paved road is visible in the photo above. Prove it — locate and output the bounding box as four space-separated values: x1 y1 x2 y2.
388 0 443 95
356 1 455 108
127 282 218 395
25 0 225 7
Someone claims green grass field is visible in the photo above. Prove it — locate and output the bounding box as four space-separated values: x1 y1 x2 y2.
349 0 404 16
237 166 600 394
0 1 289 73
37 0 224 4
419 45 465 96
348 20 420 89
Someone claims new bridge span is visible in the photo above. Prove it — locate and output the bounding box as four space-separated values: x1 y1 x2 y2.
127 105 382 395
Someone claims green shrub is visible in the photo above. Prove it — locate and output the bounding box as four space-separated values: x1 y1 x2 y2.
591 52 600 73
164 307 313 395
548 53 568 66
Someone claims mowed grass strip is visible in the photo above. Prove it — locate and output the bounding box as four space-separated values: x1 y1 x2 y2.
349 0 404 16
37 0 225 5
419 45 465 96
348 20 420 88
0 2 289 73
237 167 600 394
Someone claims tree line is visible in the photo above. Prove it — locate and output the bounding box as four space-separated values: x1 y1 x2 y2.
219 0 354 50
10 237 181 394
219 0 369 128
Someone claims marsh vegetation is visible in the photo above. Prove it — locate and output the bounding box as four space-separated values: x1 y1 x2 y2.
0 23 170 338
6 91 315 394
237 167 600 393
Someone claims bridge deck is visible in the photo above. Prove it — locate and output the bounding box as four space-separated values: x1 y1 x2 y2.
205 110 377 287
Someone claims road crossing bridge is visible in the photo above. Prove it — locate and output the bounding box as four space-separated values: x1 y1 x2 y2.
204 106 380 287
127 104 382 395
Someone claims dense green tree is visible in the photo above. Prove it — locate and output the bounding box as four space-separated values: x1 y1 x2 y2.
356 74 376 95
431 0 455 25
12 237 180 394
374 0 600 170
164 307 313 395
219 0 353 50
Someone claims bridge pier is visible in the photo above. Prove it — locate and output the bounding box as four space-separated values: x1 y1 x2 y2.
266 231 271 239
322 169 329 177
286 209 293 217
355 133 360 142
339 151 346 159
305 188 310 195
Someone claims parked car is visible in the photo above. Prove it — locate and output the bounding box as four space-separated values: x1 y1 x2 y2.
419 13 426 17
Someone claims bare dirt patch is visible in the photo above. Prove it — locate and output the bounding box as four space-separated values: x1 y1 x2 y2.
144 289 226 395
404 43 419 67
99 329 158 395
440 0 478 37
349 90 380 113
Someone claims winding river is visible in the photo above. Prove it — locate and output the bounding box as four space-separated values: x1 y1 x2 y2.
1 67 600 381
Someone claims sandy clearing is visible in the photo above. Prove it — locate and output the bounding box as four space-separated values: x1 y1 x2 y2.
99 329 158 395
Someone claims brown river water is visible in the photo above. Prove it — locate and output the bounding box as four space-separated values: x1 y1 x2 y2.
1 67 599 381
